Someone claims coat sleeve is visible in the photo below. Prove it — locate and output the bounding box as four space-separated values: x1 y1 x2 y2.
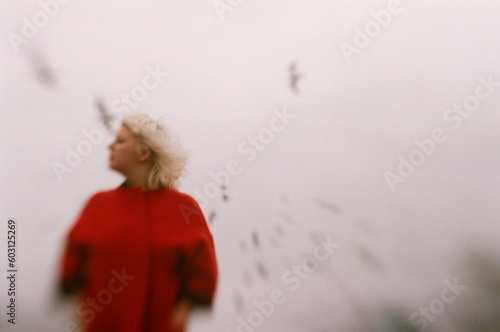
178 197 218 307
58 195 97 295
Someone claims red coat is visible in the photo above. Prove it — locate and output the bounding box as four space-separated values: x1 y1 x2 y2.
59 184 218 332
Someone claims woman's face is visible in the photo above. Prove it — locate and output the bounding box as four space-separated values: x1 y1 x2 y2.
108 125 140 173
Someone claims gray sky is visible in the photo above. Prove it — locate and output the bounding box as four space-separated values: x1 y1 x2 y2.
1 1 500 331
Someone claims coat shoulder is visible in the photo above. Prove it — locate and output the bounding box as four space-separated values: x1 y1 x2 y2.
169 190 201 207
88 187 127 201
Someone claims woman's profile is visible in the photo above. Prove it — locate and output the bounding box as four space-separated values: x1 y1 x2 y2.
58 114 218 332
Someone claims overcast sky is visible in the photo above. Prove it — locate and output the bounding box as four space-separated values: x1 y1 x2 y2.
1 1 500 331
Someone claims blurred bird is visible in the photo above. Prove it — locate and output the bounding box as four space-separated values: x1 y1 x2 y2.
356 245 384 271
314 198 341 215
95 97 114 132
220 184 229 202
208 210 217 224
309 230 323 246
289 61 303 94
232 290 245 312
275 223 285 237
255 261 269 279
281 213 295 225
251 230 259 249
27 49 57 87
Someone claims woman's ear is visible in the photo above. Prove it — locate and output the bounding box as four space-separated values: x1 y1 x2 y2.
138 147 152 162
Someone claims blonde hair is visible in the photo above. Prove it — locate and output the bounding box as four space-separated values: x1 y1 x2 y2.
122 114 187 190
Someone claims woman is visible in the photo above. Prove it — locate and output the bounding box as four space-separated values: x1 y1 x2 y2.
58 114 218 332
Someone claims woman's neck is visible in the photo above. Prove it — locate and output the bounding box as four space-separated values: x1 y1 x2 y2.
123 166 152 190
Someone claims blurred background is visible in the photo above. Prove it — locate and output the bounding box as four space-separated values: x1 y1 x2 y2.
1 1 500 331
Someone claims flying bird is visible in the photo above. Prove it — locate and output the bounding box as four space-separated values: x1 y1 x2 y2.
281 213 295 225
309 230 324 246
232 290 245 312
27 49 57 87
255 261 269 279
356 245 384 271
313 198 341 215
251 230 260 249
289 61 303 94
95 97 114 132
275 223 285 237
208 210 217 224
220 184 229 202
